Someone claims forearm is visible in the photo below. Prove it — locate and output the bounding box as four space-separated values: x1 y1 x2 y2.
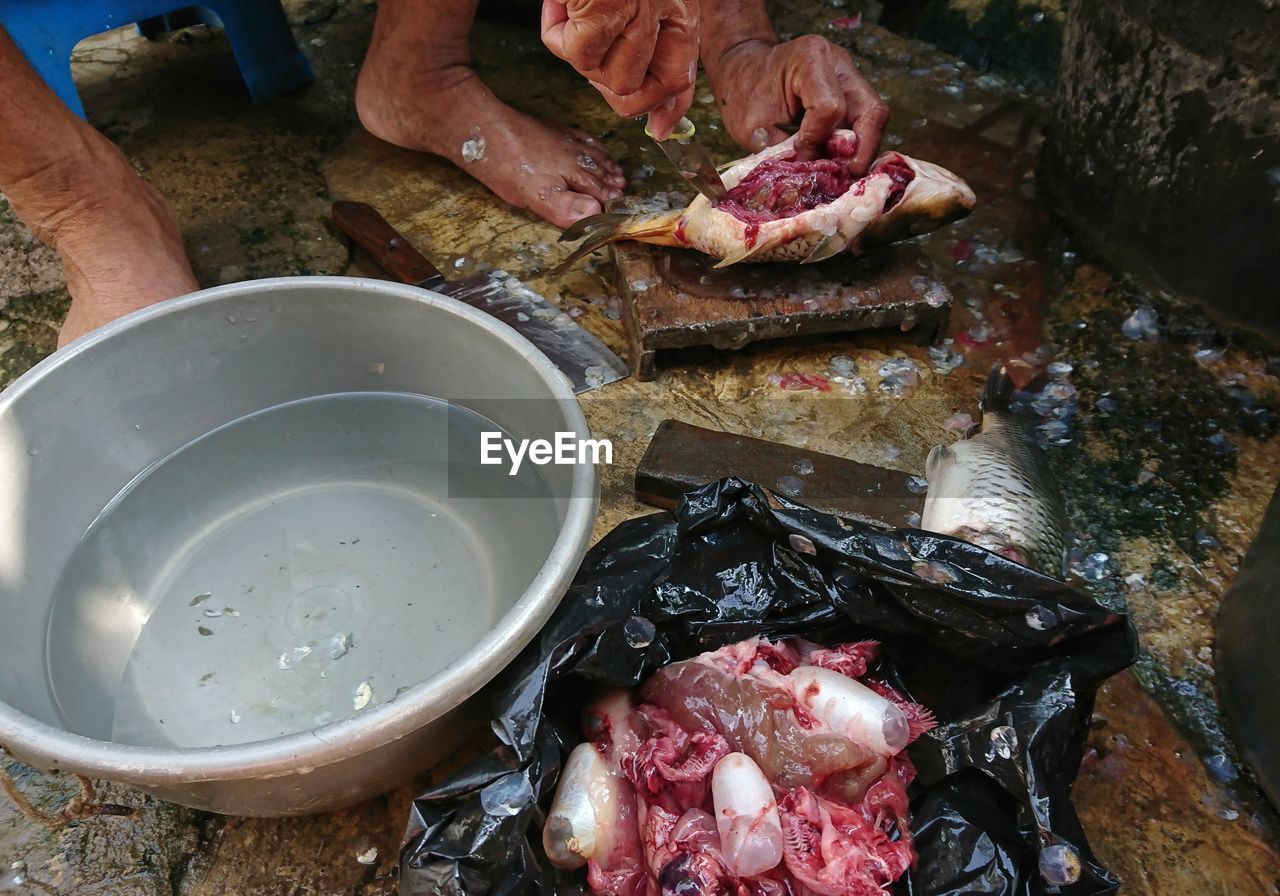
0 26 130 243
699 0 777 81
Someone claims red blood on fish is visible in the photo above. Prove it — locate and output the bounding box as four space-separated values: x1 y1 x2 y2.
831 13 862 29
716 135 859 235
776 373 831 392
874 157 915 212
716 139 917 243
559 638 930 896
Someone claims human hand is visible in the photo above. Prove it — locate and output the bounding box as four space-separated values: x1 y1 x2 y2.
541 0 699 139
706 35 888 170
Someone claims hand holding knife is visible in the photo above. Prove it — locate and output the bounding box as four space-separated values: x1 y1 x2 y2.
645 115 729 202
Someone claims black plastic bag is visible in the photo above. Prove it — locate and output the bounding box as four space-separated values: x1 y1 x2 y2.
400 478 1138 896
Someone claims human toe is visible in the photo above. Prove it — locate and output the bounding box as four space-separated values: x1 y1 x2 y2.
540 188 603 228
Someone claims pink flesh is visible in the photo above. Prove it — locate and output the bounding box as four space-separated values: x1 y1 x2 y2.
714 136 916 246
569 637 934 896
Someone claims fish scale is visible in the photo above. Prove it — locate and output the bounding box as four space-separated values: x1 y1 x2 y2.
922 368 1067 576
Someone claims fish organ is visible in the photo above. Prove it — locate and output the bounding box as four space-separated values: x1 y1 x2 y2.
543 637 934 896
556 130 974 271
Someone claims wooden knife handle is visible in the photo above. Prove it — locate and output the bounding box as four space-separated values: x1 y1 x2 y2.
635 420 921 528
330 200 444 285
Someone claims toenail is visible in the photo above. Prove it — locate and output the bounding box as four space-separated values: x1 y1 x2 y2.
570 196 600 217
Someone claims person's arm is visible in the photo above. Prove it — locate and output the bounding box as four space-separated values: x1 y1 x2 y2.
541 0 699 139
700 0 888 170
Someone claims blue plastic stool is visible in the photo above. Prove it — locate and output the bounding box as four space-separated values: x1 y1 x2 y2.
0 1 313 118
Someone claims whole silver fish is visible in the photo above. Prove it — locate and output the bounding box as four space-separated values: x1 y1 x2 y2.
922 367 1067 576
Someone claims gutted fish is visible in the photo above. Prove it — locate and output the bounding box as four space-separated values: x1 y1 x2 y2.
922 366 1068 575
542 637 934 896
556 130 974 271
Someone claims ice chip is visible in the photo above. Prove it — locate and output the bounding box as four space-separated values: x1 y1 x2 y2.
923 283 950 308
322 632 352 661
1204 753 1238 784
828 354 858 378
278 645 313 670
1207 431 1235 454
584 365 608 389
1121 305 1160 341
623 615 656 649
356 847 379 865
1078 552 1110 581
354 681 374 710
907 475 929 494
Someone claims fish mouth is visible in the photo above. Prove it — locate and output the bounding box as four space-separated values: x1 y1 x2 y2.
714 133 917 228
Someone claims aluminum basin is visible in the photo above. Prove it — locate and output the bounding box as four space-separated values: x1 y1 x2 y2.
0 277 597 816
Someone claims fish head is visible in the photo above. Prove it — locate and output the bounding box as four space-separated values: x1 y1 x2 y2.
862 153 976 245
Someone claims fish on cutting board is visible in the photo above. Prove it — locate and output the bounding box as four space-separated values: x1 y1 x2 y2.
556 130 974 272
921 366 1068 576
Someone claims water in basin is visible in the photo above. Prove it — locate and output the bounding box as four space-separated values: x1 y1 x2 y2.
44 392 559 748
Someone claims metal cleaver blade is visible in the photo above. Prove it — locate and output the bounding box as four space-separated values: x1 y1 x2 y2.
331 200 629 393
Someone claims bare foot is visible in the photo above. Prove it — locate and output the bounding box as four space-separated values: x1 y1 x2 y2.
9 130 197 348
357 62 626 229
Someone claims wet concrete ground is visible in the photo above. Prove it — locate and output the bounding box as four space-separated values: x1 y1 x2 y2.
2 1 1278 893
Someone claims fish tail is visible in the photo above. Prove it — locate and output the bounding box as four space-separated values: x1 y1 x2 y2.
980 364 1016 416
553 211 681 275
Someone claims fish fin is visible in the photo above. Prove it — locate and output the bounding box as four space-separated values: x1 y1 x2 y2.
800 230 847 264
553 213 678 275
558 212 630 244
712 240 774 269
980 365 1016 416
925 444 955 481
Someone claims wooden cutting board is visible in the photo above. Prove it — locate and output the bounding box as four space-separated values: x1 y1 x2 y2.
611 240 951 379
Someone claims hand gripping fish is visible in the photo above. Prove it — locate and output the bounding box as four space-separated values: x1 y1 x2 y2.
555 130 975 272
